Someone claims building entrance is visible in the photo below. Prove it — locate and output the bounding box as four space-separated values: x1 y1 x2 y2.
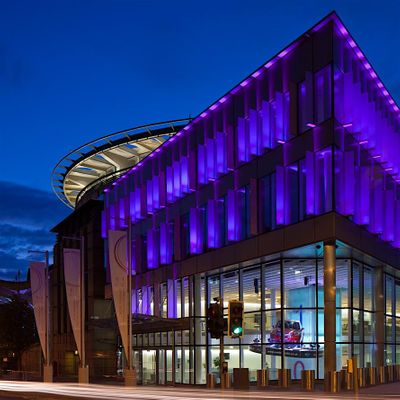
134 348 174 385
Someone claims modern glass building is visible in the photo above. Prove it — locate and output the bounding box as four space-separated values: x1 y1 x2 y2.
50 12 400 385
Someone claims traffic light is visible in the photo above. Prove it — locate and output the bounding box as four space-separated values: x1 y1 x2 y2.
228 300 244 337
207 302 224 339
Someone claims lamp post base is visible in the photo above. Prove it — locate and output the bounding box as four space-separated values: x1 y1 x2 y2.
79 366 89 384
125 368 137 386
43 365 53 383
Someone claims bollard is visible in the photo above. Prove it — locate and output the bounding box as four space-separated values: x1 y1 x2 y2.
367 367 377 386
378 366 386 384
301 370 315 391
325 371 341 393
344 371 354 390
278 369 291 388
358 368 367 388
386 365 394 382
395 365 400 381
221 372 231 389
256 369 269 388
207 373 216 389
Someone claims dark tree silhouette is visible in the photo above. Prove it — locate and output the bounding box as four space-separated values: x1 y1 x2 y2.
0 295 38 370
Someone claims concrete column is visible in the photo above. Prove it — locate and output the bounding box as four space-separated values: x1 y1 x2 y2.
194 274 204 384
324 241 336 377
374 266 384 368
43 365 53 382
153 281 160 318
78 366 89 384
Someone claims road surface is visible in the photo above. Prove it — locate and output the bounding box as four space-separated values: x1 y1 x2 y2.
0 381 399 400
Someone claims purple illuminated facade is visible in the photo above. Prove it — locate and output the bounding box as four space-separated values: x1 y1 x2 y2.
100 13 400 385
104 12 400 267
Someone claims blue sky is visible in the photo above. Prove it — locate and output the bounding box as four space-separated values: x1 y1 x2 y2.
1 0 400 279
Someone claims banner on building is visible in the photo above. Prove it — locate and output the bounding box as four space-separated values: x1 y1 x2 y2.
63 248 82 360
30 261 47 361
108 230 129 361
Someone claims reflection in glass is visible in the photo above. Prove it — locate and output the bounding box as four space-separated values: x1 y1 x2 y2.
283 260 316 308
265 262 281 309
353 262 361 309
364 267 373 311
242 312 261 344
243 347 261 381
336 260 349 307
222 271 239 308
243 267 261 312
386 276 393 315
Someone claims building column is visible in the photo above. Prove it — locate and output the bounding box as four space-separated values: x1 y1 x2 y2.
374 266 384 368
324 241 336 376
194 274 204 384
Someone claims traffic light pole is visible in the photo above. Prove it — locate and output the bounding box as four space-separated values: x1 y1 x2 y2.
219 297 225 388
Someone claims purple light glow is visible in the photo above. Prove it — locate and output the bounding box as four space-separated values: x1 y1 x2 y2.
237 118 248 163
101 211 107 238
103 13 400 260
305 152 315 215
206 138 216 181
167 280 176 318
160 222 172 265
197 145 206 185
104 13 400 204
189 208 203 254
147 229 159 269
207 200 218 248
231 86 241 95
264 60 275 69
252 70 262 78
278 48 289 58
276 166 285 225
216 132 227 174
227 190 239 241
210 103 218 111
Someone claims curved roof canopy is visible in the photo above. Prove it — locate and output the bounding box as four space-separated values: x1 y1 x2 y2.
52 118 191 209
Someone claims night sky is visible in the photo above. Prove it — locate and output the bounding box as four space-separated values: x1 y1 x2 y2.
1 0 400 280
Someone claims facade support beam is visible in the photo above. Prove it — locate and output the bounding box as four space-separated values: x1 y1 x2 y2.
324 241 336 376
374 266 384 368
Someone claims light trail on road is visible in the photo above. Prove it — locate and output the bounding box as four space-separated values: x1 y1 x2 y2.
0 381 396 400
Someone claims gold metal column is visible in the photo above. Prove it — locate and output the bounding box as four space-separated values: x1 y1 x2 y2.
324 241 336 378
375 266 384 369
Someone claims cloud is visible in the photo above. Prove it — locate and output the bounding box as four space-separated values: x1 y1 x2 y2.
0 181 69 280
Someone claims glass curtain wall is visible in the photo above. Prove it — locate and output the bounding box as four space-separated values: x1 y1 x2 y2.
204 256 378 381
131 255 381 384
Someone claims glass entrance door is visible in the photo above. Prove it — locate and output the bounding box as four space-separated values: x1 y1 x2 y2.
142 350 156 384
158 349 165 384
166 349 174 385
